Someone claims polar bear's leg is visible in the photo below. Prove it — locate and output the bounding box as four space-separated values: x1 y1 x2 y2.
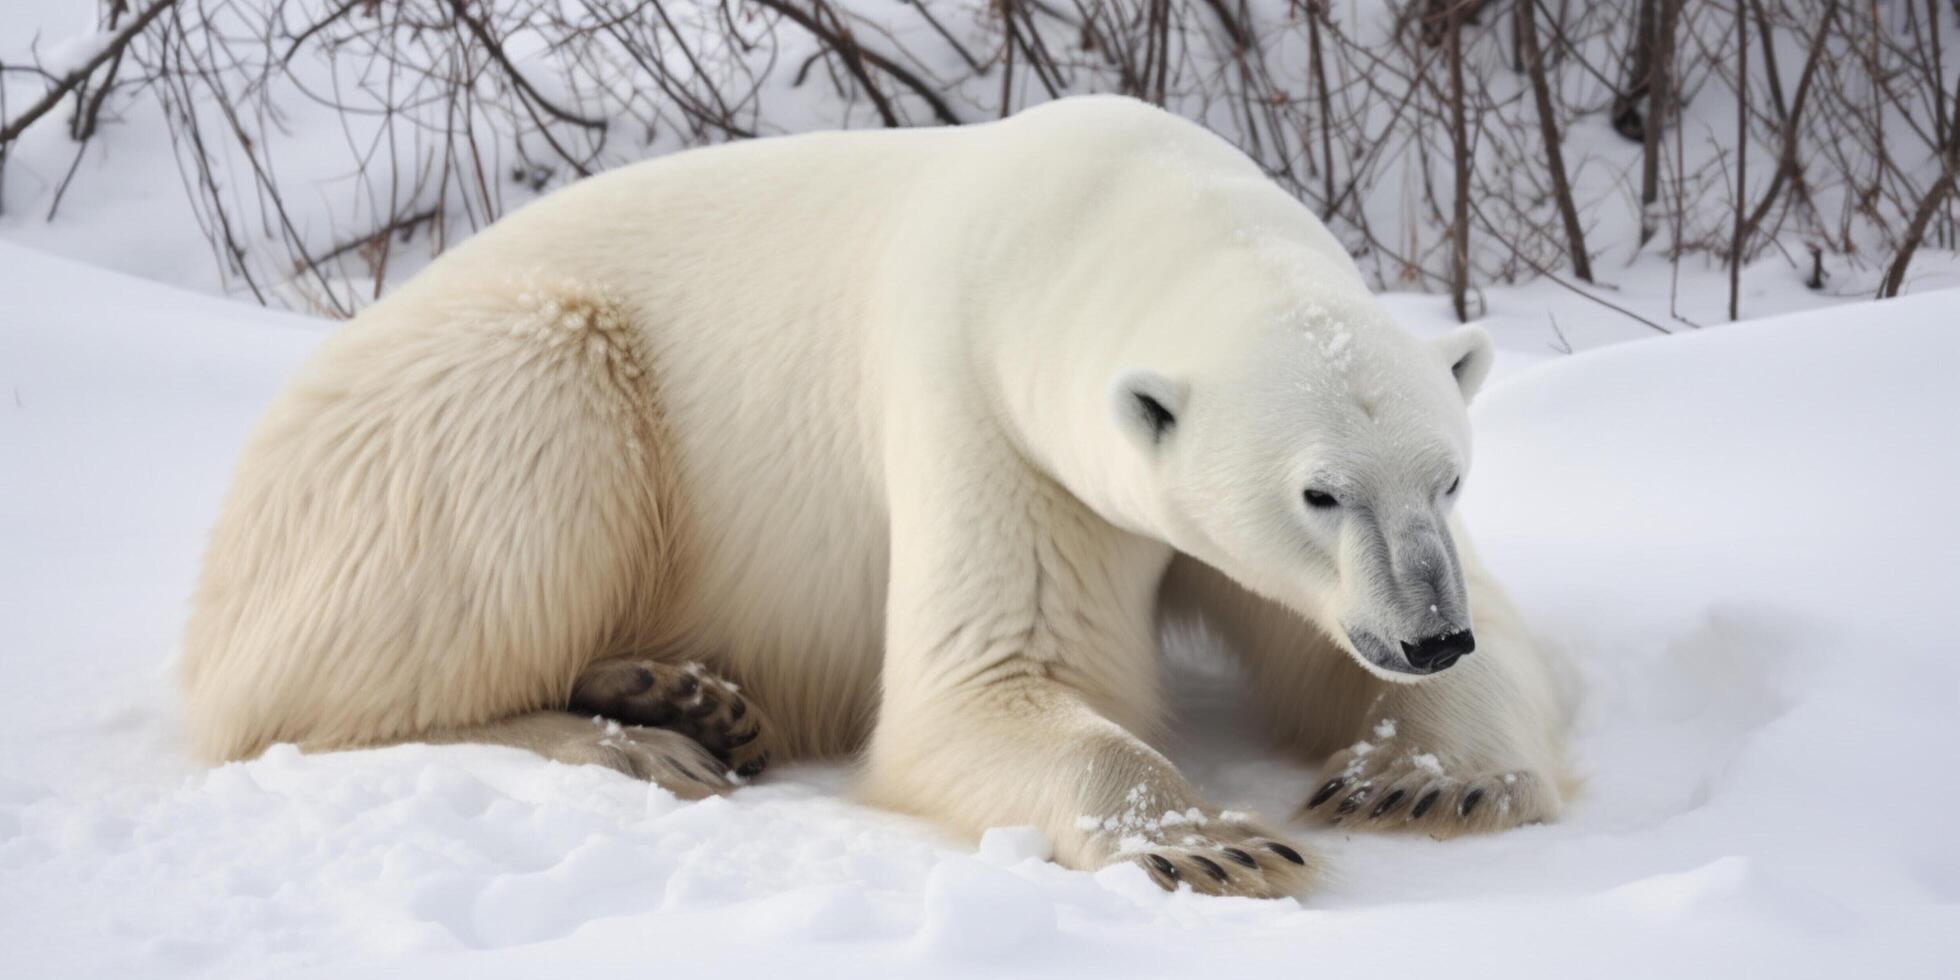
870 684 1312 895
1160 552 1573 837
181 279 684 771
864 424 1315 897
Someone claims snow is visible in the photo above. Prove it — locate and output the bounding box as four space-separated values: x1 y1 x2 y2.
33 29 117 78
975 826 1053 865
3 233 1960 977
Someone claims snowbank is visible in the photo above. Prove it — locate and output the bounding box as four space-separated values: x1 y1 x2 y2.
2 240 1955 977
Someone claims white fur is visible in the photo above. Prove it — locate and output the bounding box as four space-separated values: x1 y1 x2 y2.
181 96 1571 895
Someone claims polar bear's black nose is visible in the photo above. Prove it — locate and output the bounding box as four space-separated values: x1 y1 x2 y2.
1401 630 1475 671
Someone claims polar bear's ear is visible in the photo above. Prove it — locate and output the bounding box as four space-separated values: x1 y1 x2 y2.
1110 370 1188 450
1433 326 1494 403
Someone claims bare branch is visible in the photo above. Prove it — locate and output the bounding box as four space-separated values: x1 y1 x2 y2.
0 0 178 146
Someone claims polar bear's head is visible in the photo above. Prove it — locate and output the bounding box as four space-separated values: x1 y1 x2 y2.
1111 304 1494 682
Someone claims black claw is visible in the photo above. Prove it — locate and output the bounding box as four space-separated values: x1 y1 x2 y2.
684 695 719 719
1222 847 1257 869
1308 778 1346 809
725 727 758 748
1265 842 1307 866
628 666 657 693
1145 853 1179 881
1460 788 1485 818
735 753 768 778
1411 790 1441 818
1370 789 1407 818
729 698 747 720
672 673 699 697
672 761 702 782
1191 856 1228 882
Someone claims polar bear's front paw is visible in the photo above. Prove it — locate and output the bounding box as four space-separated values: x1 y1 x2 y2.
1091 816 1318 898
1129 834 1317 898
1301 731 1560 838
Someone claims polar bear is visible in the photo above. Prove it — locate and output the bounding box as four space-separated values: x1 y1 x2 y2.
181 95 1571 897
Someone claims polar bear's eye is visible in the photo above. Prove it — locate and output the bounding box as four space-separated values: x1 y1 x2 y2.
1445 476 1461 496
1303 489 1339 509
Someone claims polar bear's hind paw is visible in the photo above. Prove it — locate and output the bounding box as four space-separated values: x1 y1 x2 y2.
570 658 775 778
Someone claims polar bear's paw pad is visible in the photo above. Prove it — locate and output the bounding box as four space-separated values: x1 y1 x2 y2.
1301 749 1558 838
569 658 775 779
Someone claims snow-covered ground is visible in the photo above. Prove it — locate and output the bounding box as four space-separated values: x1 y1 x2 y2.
3 237 1956 977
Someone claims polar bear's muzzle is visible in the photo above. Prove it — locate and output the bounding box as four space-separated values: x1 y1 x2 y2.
1400 629 1475 671
1344 627 1473 677
1341 511 1475 677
